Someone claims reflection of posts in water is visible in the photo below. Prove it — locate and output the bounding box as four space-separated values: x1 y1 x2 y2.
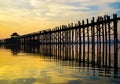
2 43 117 77
44 44 118 78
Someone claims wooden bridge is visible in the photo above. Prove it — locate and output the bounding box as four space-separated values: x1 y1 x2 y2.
0 14 120 71
0 14 120 45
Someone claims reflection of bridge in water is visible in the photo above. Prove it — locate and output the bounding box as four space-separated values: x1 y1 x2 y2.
1 44 120 78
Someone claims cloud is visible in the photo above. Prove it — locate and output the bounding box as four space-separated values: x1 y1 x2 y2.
28 0 120 20
0 0 34 10
0 0 120 21
0 0 120 38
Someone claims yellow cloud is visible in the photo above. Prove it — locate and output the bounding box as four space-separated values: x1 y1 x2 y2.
0 0 120 39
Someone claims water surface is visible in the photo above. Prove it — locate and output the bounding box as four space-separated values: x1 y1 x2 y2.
0 44 120 84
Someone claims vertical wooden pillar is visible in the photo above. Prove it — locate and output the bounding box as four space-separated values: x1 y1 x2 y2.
97 17 99 65
68 24 71 44
99 17 101 66
93 17 95 65
71 23 74 44
113 14 118 70
49 30 51 44
87 19 89 63
78 21 81 62
107 16 111 67
60 26 62 44
101 17 105 66
58 27 60 44
24 37 26 44
82 20 85 63
104 15 108 67
91 17 95 65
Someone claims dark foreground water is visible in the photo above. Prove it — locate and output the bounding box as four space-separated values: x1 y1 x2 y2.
0 44 120 84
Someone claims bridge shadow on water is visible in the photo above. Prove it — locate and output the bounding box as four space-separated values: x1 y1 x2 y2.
1 44 120 79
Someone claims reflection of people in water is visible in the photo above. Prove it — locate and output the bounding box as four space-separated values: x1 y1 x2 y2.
10 45 20 55
11 48 20 55
4 45 20 55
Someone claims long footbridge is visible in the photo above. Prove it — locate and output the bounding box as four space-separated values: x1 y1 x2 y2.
0 14 120 73
0 14 120 45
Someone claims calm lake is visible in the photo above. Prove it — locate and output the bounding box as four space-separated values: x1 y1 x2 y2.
0 44 120 84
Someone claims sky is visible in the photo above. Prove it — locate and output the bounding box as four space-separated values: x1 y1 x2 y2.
0 0 120 39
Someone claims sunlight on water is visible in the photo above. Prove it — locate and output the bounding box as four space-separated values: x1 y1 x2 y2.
0 49 76 84
0 44 120 84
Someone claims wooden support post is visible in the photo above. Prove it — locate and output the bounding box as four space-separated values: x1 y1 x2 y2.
82 20 85 63
98 17 101 66
97 17 99 65
91 17 95 65
75 24 78 44
113 14 118 70
68 24 71 44
107 16 111 67
49 30 51 44
104 15 108 67
91 19 93 64
62 28 64 44
24 37 25 44
87 19 89 64
78 21 81 62
71 23 74 44
101 17 105 66
93 17 95 65
69 29 71 44
60 26 62 44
